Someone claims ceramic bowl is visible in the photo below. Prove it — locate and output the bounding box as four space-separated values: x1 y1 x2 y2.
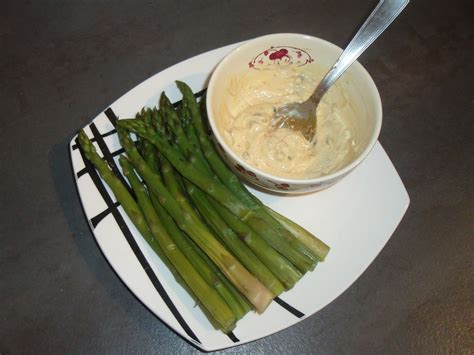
206 33 382 194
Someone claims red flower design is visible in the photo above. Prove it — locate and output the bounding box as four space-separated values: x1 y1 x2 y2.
235 164 259 180
248 46 314 70
269 48 289 61
267 180 291 190
235 164 246 173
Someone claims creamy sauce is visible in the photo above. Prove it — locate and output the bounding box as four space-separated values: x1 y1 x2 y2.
218 65 358 179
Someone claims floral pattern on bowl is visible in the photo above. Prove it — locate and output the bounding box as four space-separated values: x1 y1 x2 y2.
248 46 314 70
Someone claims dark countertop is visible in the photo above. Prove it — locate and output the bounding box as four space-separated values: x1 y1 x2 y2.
1 0 472 353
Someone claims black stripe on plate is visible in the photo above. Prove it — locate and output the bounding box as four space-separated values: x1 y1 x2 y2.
77 167 88 178
72 129 117 150
76 132 201 344
90 201 120 228
194 88 207 98
227 331 239 343
104 107 118 126
101 128 117 138
111 147 125 157
274 297 305 318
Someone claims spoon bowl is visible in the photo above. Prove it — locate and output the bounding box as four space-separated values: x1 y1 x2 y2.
272 99 318 141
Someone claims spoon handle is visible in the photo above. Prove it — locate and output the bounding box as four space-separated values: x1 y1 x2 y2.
310 0 409 104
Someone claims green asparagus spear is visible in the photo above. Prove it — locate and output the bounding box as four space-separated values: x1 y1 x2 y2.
181 105 213 174
160 94 198 161
264 206 330 261
77 130 162 260
160 155 198 219
117 127 274 313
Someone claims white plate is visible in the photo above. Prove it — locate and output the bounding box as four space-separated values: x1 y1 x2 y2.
70 41 410 351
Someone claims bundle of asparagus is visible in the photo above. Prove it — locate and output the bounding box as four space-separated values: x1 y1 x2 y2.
77 81 330 333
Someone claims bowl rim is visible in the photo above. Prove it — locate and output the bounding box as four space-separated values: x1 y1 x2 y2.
206 32 383 185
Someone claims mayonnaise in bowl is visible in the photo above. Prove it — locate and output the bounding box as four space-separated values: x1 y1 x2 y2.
217 65 358 179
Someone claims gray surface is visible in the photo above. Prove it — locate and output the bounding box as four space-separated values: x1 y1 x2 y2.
1 0 473 353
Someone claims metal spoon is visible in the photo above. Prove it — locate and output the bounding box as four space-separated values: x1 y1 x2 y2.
272 0 409 141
